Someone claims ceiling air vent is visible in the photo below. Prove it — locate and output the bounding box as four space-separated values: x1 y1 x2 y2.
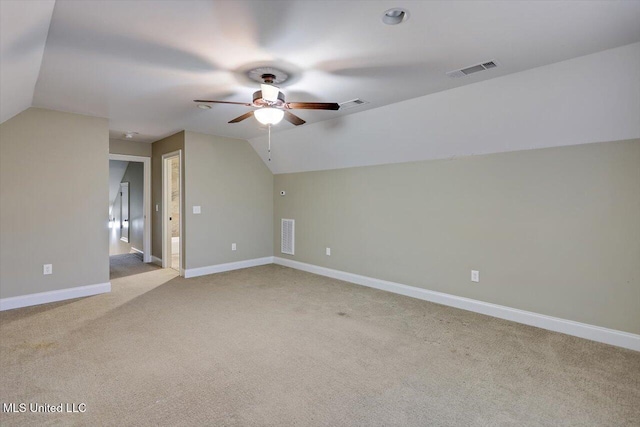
446 60 498 78
339 99 369 110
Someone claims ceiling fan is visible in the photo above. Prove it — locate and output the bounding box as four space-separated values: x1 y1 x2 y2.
194 73 340 126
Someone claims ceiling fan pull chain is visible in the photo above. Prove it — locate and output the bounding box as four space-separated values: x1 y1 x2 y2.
268 124 272 162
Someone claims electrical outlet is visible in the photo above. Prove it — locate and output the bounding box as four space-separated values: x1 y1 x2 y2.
471 270 479 283
193 205 201 214
326 247 331 256
43 264 53 275
231 243 237 251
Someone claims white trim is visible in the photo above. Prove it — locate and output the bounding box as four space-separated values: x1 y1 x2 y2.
0 282 111 311
109 154 151 263
151 256 163 266
130 247 143 255
273 257 640 351
184 257 274 279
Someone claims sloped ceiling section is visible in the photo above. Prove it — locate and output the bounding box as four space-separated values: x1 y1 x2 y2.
0 0 55 124
109 160 129 214
250 43 640 174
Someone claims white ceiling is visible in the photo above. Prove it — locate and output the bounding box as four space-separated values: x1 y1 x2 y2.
0 0 54 123
2 1 640 144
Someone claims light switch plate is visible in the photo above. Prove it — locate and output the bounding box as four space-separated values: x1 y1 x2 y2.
43 264 52 275
193 206 201 214
326 247 331 256
232 243 237 251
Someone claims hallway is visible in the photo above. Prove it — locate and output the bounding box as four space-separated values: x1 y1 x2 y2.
109 160 145 257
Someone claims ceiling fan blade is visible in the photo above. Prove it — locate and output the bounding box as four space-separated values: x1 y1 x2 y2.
284 111 306 126
286 102 340 110
228 111 255 123
194 99 253 106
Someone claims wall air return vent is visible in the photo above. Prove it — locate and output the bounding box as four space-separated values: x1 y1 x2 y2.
446 60 499 78
281 219 295 255
339 99 369 110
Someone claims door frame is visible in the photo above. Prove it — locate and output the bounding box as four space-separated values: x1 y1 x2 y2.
109 154 151 262
162 150 182 274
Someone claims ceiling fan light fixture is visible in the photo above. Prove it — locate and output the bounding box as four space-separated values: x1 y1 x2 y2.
261 84 280 103
382 8 409 25
254 107 284 125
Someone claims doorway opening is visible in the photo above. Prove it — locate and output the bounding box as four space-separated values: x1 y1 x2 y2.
108 154 151 263
162 151 182 273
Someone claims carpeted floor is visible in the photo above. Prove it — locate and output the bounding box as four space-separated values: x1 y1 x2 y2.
109 252 160 279
1 257 639 426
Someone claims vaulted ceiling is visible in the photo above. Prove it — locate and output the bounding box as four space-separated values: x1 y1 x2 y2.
2 1 640 152
0 0 54 123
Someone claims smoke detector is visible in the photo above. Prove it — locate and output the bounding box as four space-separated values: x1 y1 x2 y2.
382 8 410 25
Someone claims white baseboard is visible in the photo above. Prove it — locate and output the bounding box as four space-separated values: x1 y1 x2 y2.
184 257 274 279
130 247 143 255
151 256 162 266
0 282 111 311
273 257 640 352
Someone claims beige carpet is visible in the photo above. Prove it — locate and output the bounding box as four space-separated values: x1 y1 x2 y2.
1 258 638 426
109 252 159 279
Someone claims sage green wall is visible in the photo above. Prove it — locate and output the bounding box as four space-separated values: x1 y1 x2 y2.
109 138 152 157
184 131 273 269
0 108 109 299
274 139 640 334
151 131 184 261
